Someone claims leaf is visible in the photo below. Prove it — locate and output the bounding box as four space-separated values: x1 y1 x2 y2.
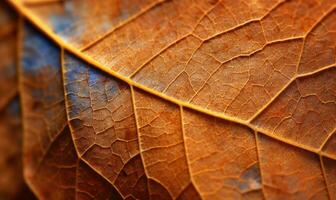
0 1 17 110
20 23 122 200
0 2 35 199
4 0 336 199
0 97 24 199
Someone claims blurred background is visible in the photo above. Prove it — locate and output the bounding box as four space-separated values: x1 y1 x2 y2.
0 1 36 199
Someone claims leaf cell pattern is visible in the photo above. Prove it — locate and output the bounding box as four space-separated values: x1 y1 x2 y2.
1 0 336 199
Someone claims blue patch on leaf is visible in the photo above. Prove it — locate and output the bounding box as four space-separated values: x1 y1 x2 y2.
48 2 84 42
64 52 125 117
21 22 64 106
7 97 21 118
22 23 60 77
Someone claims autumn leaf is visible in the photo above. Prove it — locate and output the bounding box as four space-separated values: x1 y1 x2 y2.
1 0 336 199
0 2 35 199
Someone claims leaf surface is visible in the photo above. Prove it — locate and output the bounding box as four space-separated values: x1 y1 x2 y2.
5 0 336 199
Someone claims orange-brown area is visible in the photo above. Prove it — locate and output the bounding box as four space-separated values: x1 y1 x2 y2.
258 134 329 199
183 109 263 200
252 68 336 149
5 0 336 199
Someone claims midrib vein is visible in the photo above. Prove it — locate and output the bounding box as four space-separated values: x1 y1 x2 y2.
9 0 336 161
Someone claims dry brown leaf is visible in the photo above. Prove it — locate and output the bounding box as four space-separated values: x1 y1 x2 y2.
2 0 336 199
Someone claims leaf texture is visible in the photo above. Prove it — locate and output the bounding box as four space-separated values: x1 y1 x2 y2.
2 0 336 199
